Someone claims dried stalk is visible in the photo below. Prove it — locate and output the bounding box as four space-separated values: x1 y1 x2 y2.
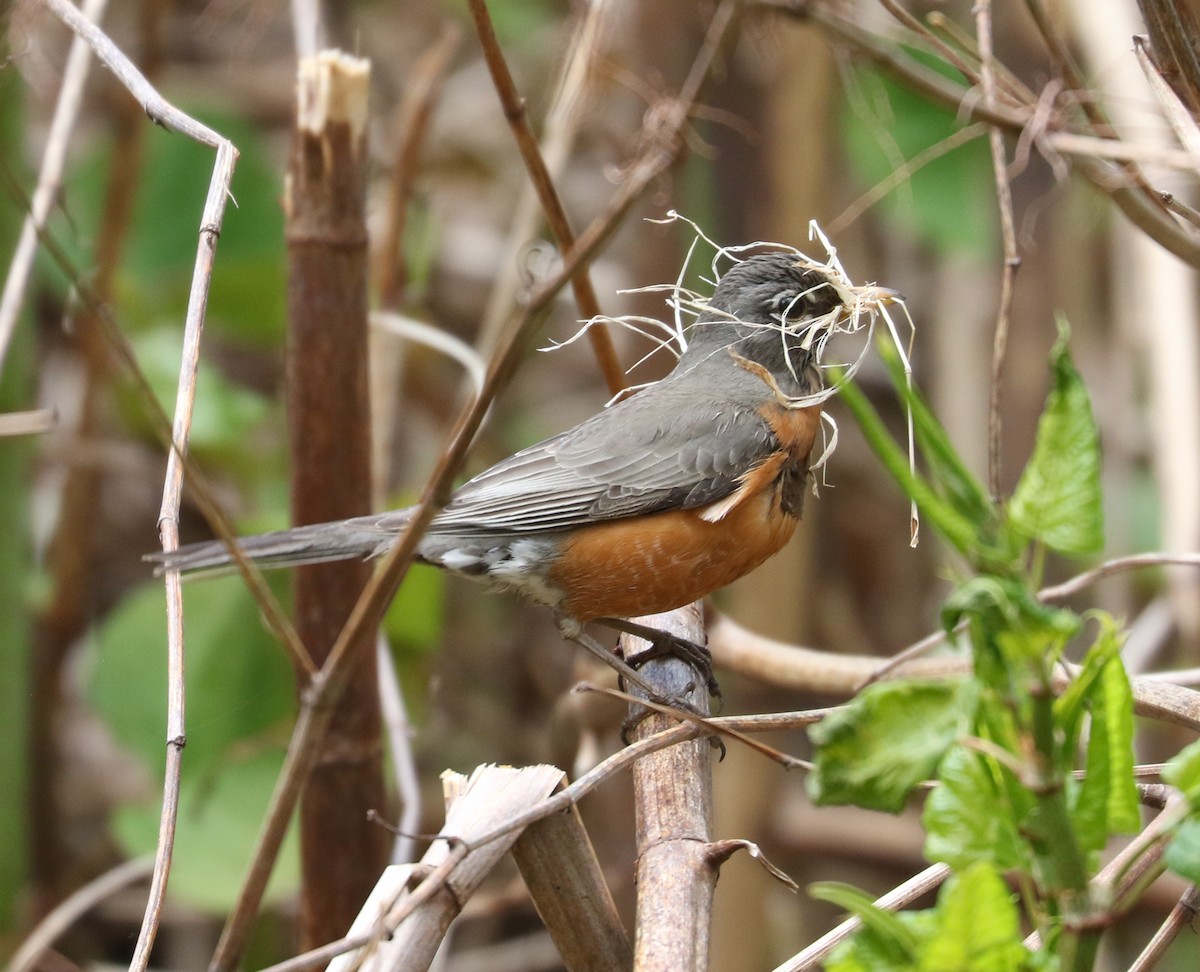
7 857 153 972
707 613 1200 733
512 794 632 971
34 0 247 964
325 765 566 972
30 0 309 676
285 51 389 947
1128 884 1200 971
975 0 1020 501
475 0 618 353
0 409 56 437
773 863 952 972
622 603 716 972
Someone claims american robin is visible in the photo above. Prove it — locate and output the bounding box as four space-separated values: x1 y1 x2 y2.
152 252 898 687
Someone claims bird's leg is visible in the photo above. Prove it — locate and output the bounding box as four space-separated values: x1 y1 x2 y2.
594 616 721 702
554 614 662 699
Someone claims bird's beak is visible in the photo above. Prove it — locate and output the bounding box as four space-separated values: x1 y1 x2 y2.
869 286 905 306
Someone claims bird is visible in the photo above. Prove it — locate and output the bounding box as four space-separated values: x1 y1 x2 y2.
150 252 898 692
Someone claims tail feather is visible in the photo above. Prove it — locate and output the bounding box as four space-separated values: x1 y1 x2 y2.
146 509 414 577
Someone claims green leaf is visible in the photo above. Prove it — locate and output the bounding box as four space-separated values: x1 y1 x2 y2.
1165 817 1200 884
808 680 978 813
835 369 981 558
119 328 273 460
88 578 301 912
62 113 287 347
878 340 993 533
920 862 1033 971
811 882 920 963
113 749 299 912
923 748 1027 872
1053 617 1122 754
1009 325 1104 555
382 562 445 652
1163 739 1200 805
1070 645 1140 853
943 576 1079 684
87 577 296 777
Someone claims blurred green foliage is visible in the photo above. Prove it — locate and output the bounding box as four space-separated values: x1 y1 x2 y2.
86 576 300 910
0 48 31 936
55 113 286 346
842 53 998 258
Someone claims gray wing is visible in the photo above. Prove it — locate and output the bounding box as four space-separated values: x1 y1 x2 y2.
430 384 780 536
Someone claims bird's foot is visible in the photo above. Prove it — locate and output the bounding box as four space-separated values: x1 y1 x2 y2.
598 616 721 704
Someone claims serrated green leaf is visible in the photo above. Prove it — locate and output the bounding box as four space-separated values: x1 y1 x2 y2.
1165 817 1200 884
923 748 1027 872
1009 326 1104 555
920 862 1031 971
943 576 1079 683
1163 739 1200 805
808 680 978 813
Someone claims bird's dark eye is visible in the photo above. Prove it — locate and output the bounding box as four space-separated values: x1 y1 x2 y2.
771 291 801 315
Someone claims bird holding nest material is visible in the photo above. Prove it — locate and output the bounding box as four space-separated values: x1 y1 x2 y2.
150 250 903 694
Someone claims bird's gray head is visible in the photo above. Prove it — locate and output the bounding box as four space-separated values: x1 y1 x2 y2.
678 253 854 395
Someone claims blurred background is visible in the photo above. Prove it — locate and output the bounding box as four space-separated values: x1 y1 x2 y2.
2 0 1198 968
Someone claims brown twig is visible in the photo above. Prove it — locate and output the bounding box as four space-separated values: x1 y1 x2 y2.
30 0 156 927
622 604 715 971
1136 0 1200 115
466 0 626 395
707 613 1200 732
254 719 709 972
7 857 154 972
828 122 988 235
877 0 983 89
0 409 57 436
975 0 1020 501
1021 0 1112 134
1128 883 1200 972
33 3 261 966
476 0 617 353
511 786 633 970
255 702 834 972
1037 552 1200 602
376 23 461 309
759 0 1200 265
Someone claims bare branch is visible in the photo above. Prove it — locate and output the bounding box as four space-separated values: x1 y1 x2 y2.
0 0 107 374
975 0 1020 500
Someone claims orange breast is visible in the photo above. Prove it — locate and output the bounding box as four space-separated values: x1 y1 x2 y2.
548 457 800 621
